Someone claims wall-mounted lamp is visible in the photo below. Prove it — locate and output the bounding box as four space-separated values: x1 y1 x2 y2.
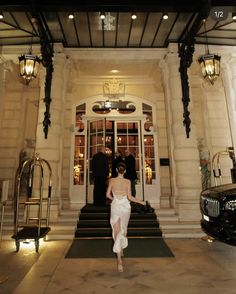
163 13 169 20
18 18 41 85
232 12 236 21
198 20 221 85
0 12 3 19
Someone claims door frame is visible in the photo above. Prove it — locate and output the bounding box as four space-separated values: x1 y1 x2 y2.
70 96 161 207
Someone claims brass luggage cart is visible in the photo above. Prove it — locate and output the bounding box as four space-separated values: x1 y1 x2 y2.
212 147 236 186
12 154 52 252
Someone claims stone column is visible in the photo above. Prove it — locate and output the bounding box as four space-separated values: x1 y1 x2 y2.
161 50 202 221
35 47 67 220
221 56 236 152
0 60 14 129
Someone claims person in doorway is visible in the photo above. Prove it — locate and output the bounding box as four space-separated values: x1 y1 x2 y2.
112 150 124 177
124 148 137 197
106 162 146 272
92 146 109 206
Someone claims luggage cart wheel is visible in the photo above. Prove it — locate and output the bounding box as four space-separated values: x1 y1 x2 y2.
15 240 20 252
35 239 39 253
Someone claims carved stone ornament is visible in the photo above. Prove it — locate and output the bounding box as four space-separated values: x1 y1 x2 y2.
103 78 125 98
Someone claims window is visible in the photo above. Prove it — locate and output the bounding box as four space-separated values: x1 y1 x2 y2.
142 103 156 185
74 104 86 185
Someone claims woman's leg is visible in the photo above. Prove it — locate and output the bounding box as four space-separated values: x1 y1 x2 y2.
112 218 124 272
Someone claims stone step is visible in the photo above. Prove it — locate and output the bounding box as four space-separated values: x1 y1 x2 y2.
160 221 201 229
77 219 160 228
156 208 177 216
158 215 179 222
0 208 204 240
75 227 162 238
163 229 205 238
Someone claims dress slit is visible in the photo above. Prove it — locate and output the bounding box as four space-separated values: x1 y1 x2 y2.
110 196 131 253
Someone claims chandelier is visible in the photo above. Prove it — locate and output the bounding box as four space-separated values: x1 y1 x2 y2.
19 18 41 85
198 20 221 85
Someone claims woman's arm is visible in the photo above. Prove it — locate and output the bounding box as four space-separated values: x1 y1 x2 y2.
126 180 145 205
106 179 113 201
128 194 146 205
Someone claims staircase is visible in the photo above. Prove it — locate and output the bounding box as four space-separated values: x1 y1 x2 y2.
74 204 162 238
1 206 204 241
157 208 204 238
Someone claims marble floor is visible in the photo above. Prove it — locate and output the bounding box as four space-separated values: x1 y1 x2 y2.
0 238 236 294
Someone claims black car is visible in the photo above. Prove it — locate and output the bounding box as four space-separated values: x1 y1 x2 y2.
200 183 236 246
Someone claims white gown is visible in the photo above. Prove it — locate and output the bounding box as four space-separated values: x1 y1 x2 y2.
110 193 131 253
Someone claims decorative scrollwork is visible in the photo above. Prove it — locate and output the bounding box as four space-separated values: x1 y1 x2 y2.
178 1 210 138
34 13 54 139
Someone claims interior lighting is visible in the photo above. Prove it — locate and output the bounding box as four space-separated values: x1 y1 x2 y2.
163 13 169 20
198 20 221 85
100 12 105 20
18 18 41 85
68 13 74 19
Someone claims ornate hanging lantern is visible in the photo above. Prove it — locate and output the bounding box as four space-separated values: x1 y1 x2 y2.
19 54 41 85
198 20 221 85
18 18 41 85
198 53 221 85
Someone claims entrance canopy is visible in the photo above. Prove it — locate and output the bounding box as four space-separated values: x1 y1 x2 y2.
0 1 236 48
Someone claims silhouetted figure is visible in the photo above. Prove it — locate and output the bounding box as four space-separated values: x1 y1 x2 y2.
112 150 124 177
124 149 137 197
92 146 109 206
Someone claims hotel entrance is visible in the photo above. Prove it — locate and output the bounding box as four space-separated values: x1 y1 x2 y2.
87 119 143 203
70 96 160 207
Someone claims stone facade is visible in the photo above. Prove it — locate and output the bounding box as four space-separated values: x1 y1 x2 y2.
0 44 236 223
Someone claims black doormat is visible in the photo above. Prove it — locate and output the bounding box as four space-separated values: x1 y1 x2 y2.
65 238 174 258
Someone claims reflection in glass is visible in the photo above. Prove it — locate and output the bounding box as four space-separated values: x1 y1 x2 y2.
145 163 152 184
142 103 153 132
128 122 138 133
74 165 84 185
117 135 127 146
76 103 86 131
74 135 85 185
144 134 155 185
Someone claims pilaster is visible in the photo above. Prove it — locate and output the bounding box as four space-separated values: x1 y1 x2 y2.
161 51 202 221
221 55 236 152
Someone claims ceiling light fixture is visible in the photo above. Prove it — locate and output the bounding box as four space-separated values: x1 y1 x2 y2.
232 12 236 21
131 13 137 20
68 13 74 20
100 12 105 20
198 19 221 85
110 69 119 73
163 13 169 20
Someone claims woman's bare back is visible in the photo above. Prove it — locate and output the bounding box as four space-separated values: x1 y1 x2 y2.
109 177 131 199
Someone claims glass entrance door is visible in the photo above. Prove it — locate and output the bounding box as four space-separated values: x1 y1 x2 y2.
87 118 106 203
86 119 143 203
71 99 160 207
115 121 143 199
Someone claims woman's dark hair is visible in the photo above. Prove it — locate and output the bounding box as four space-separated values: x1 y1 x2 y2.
117 162 126 174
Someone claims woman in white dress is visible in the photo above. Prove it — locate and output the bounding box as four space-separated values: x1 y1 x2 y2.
106 162 146 272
